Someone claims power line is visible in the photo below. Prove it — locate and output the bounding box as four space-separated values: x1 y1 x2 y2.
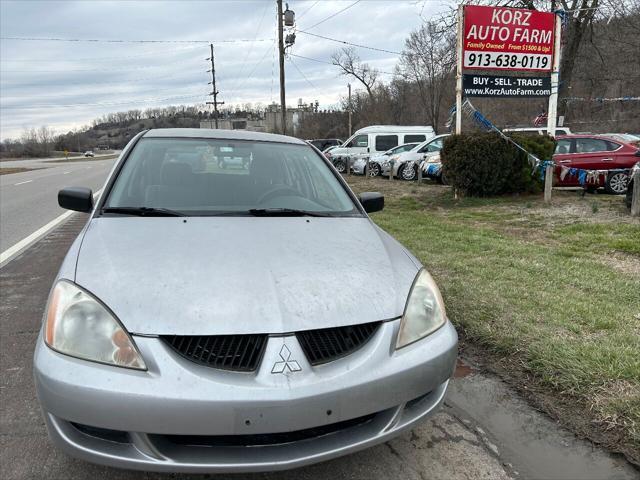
226 39 276 100
287 56 320 94
0 93 205 110
297 30 402 55
1 55 202 73
1 82 205 100
0 36 271 44
289 53 396 75
230 0 272 95
0 70 203 87
302 0 362 30
0 45 202 63
296 0 320 21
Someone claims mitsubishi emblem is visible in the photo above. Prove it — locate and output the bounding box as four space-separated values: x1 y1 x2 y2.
271 345 301 374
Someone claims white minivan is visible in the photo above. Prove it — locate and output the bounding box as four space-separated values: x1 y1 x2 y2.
325 125 435 173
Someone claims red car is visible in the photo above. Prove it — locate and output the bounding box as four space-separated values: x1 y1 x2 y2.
553 134 640 194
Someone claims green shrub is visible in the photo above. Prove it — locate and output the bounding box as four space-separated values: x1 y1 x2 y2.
441 132 553 196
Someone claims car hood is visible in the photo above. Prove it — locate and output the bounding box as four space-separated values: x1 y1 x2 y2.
74 217 419 335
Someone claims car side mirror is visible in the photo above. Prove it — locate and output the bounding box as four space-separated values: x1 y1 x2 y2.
359 192 384 213
58 187 93 213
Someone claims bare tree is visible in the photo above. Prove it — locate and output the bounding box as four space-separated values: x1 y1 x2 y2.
331 47 379 98
399 21 455 132
37 126 54 156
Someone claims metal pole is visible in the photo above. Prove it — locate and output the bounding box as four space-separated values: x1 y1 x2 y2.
348 83 352 137
544 164 554 203
277 0 287 135
631 169 640 217
546 13 562 137
455 4 464 135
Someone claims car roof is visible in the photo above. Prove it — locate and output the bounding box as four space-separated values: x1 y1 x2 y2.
556 134 619 140
143 128 306 145
353 125 434 134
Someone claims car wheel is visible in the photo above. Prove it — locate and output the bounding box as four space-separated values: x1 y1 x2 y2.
369 163 381 177
334 159 346 173
439 172 448 185
604 171 628 194
399 163 417 181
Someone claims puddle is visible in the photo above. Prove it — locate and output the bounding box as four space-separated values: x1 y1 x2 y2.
454 358 474 378
447 373 638 479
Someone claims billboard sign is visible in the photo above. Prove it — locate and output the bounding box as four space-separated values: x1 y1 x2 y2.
463 5 555 71
463 74 551 97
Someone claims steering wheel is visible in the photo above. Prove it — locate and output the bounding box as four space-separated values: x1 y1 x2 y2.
257 185 302 204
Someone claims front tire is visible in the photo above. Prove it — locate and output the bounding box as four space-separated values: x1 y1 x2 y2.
334 159 346 173
369 162 381 177
605 171 628 194
399 163 418 181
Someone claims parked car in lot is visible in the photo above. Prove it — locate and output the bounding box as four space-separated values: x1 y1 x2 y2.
504 127 572 137
83 150 95 157
323 145 340 155
603 133 640 145
384 134 450 181
326 125 435 173
35 128 457 473
553 134 640 194
352 142 420 176
306 138 343 151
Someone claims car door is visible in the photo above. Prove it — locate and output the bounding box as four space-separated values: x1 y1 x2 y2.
556 137 620 187
553 138 577 186
342 134 369 156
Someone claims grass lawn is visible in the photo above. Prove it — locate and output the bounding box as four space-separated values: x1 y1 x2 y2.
346 175 640 462
47 154 119 163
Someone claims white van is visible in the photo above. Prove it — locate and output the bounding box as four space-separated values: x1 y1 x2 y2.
325 125 435 172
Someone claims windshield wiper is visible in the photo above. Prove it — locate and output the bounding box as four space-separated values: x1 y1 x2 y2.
101 206 186 217
248 208 331 217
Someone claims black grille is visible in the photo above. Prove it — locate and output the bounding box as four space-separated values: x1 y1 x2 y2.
159 413 376 447
296 322 381 365
161 334 267 372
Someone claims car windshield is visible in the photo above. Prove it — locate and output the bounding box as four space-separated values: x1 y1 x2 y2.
103 138 361 217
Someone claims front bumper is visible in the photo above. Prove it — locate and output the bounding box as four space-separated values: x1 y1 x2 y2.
34 319 457 473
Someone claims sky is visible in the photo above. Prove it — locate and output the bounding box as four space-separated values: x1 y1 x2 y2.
0 0 453 140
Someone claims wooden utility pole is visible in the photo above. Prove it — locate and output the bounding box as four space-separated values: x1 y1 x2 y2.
277 0 287 135
347 83 352 137
206 43 224 128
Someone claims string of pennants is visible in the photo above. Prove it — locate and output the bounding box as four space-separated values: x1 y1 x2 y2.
440 99 631 185
536 161 630 185
564 96 640 104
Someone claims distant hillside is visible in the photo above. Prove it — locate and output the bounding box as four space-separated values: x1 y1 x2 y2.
56 115 201 151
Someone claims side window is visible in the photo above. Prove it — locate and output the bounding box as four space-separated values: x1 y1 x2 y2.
605 141 621 152
404 134 426 143
427 138 444 152
375 135 398 151
575 138 609 153
419 138 443 154
345 135 368 148
554 139 572 154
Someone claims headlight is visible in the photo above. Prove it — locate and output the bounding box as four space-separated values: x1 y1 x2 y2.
396 269 446 349
426 155 441 164
44 280 146 369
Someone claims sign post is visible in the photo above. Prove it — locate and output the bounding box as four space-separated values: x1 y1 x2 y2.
546 13 562 137
455 4 464 134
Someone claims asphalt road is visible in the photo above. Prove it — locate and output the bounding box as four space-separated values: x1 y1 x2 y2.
0 155 117 253
0 215 637 479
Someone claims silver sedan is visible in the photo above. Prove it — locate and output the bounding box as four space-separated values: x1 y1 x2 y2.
34 128 457 473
